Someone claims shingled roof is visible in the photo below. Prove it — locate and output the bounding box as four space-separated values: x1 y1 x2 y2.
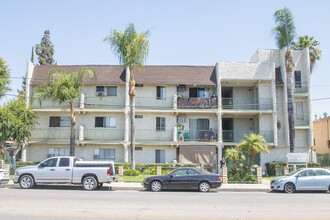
30 65 216 86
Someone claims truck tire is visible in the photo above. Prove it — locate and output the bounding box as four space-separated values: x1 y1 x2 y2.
82 176 97 190
19 175 35 189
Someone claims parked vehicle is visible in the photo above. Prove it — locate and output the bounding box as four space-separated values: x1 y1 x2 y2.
14 156 116 190
271 168 330 193
0 169 10 185
142 168 221 192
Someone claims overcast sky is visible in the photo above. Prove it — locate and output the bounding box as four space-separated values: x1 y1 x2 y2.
1 0 329 117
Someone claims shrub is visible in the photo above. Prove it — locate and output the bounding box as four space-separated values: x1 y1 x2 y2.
142 168 157 175
123 169 141 176
265 162 287 176
228 165 257 183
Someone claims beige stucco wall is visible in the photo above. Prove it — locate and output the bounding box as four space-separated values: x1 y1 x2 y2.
313 118 330 154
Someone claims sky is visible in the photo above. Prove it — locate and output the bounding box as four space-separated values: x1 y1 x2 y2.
1 0 329 118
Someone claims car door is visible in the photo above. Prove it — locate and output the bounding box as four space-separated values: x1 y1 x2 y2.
186 169 201 189
167 169 190 189
54 157 72 183
314 169 330 190
35 158 58 183
295 169 316 190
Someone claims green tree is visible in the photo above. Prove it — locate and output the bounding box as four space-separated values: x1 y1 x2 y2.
36 30 55 65
237 133 269 169
34 67 96 156
292 35 322 73
0 98 36 169
224 147 246 169
0 58 11 99
273 7 296 153
104 23 150 169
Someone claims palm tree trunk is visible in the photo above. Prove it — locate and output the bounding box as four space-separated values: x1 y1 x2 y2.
70 102 76 156
249 150 256 170
130 80 136 169
285 50 295 153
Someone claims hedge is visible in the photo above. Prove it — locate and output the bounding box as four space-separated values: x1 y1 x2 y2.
266 162 321 176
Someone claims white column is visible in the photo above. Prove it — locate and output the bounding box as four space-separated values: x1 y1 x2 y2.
25 61 34 106
215 63 223 174
173 126 178 142
79 126 84 142
304 48 313 147
271 79 278 146
124 67 130 163
80 93 85 109
173 94 177 110
21 145 27 162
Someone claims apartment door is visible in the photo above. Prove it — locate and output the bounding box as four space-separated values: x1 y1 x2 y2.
189 119 209 141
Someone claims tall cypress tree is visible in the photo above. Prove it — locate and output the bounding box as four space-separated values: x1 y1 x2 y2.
0 57 11 99
36 30 55 65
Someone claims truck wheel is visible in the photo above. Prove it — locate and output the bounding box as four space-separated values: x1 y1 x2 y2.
19 175 35 189
82 176 97 190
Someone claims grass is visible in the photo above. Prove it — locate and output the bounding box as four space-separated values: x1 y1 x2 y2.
262 176 276 180
123 175 151 182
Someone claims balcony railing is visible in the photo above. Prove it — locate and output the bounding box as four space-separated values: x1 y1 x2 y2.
135 97 173 109
135 129 173 141
84 97 125 109
30 128 75 141
177 130 217 142
294 81 308 93
223 130 274 143
222 98 273 110
295 114 310 126
31 99 79 109
83 129 124 141
177 97 217 109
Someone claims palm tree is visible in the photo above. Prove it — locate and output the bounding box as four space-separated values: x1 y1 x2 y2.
34 67 96 156
273 7 296 153
237 133 269 169
292 35 322 72
104 23 150 169
224 147 246 169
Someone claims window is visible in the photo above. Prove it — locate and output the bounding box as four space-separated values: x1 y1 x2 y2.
298 170 314 177
156 86 166 100
96 86 117 96
48 148 70 157
135 147 143 151
294 71 302 88
189 88 207 98
172 169 188 176
59 158 70 167
94 148 115 160
187 169 199 175
135 115 143 119
315 169 330 176
49 117 70 127
95 117 116 128
155 150 165 163
156 117 166 131
40 158 58 167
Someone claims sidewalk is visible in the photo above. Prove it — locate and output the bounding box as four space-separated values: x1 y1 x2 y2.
5 179 271 192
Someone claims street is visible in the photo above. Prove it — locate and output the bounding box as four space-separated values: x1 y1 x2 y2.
1 185 330 220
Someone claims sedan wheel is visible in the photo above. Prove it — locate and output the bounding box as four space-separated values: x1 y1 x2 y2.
19 175 34 189
284 183 296 193
150 180 162 192
82 176 97 190
199 181 211 192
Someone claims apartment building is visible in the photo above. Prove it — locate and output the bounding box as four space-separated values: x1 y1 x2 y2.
313 114 330 155
23 48 313 171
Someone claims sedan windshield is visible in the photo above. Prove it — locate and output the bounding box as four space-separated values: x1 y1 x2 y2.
286 168 304 176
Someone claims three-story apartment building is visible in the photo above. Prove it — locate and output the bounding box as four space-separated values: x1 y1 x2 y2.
23 48 313 171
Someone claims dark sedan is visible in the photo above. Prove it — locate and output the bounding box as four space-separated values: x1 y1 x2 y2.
142 168 221 192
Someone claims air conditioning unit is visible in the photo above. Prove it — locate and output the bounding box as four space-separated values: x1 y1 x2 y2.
96 91 105 96
177 85 186 92
178 117 185 123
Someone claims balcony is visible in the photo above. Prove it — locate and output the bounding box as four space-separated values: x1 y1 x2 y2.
31 99 79 109
222 98 273 110
135 97 173 109
135 129 173 142
84 97 125 109
223 130 274 143
295 114 310 126
83 129 124 141
294 81 308 94
30 128 75 141
177 97 217 109
177 129 217 142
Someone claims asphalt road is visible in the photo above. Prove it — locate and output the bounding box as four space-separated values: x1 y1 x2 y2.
0 185 330 220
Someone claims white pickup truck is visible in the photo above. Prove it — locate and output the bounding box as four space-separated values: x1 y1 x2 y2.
13 156 116 190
